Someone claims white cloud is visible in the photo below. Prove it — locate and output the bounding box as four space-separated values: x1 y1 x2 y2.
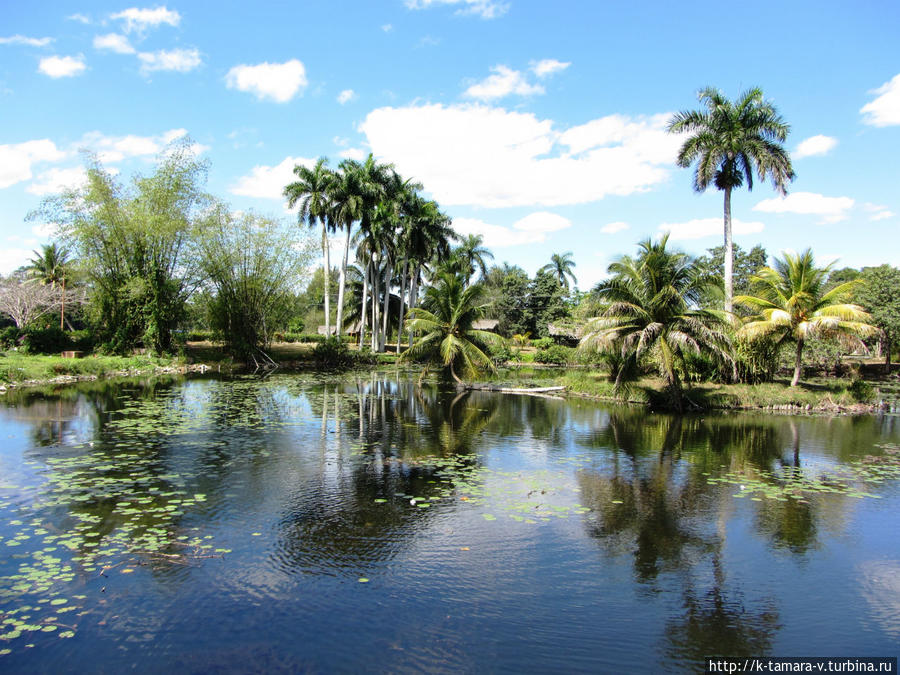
0 140 66 189
111 6 181 33
860 73 900 127
138 48 201 74
659 217 765 241
753 191 854 223
452 211 571 248
381 23 393 32
337 89 356 105
794 134 837 159
93 33 136 54
230 156 316 200
404 0 509 19
38 54 87 78
463 65 544 101
0 247 34 276
77 128 192 163
864 203 894 221
600 221 629 234
31 222 59 238
0 35 53 47
225 60 307 103
339 148 366 161
27 167 88 195
359 103 679 208
530 58 570 78
68 13 91 24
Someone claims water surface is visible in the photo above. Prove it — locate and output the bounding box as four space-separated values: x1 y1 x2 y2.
1 372 899 673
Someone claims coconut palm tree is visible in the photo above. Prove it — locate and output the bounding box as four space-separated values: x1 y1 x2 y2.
667 87 795 313
284 157 336 335
402 271 503 384
28 242 71 330
580 235 733 410
735 249 876 387
539 251 577 291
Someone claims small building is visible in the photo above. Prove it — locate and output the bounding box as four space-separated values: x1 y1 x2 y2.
547 322 584 347
472 319 500 332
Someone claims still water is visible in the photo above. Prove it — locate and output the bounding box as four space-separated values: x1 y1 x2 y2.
1 372 899 673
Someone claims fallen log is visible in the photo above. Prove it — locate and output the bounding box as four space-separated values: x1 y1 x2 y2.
463 384 566 394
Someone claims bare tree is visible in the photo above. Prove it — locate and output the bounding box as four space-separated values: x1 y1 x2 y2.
0 276 61 328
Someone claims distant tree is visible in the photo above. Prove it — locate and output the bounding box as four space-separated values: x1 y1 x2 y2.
736 250 876 386
0 275 60 328
494 266 532 337
825 266 860 292
668 87 794 313
856 265 900 373
580 235 733 410
30 139 209 354
696 243 767 307
198 208 314 364
27 243 72 330
403 272 503 384
448 234 494 282
528 270 569 338
539 252 577 291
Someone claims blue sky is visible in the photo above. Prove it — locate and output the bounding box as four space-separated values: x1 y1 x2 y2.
1 0 898 290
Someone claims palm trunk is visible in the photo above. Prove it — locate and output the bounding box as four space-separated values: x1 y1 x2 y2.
60 277 66 332
408 266 420 349
322 226 331 337
359 259 370 349
380 255 392 352
336 224 351 339
370 258 379 352
723 186 734 314
396 257 408 354
884 335 892 375
791 339 804 387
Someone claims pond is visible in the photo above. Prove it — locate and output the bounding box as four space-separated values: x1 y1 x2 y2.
1 372 899 673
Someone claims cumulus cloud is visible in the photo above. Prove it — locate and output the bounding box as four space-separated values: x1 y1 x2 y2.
0 35 53 47
404 0 509 19
359 103 679 208
68 13 91 24
226 60 308 103
600 221 629 234
339 148 366 161
659 217 765 241
111 6 181 33
38 54 87 78
0 140 66 189
77 128 194 163
860 73 900 127
453 212 571 248
27 167 89 195
864 203 894 221
138 48 201 74
381 24 393 32
93 33 136 54
463 65 544 101
337 89 356 104
0 246 35 276
794 134 837 158
530 58 570 78
230 156 316 200
753 191 854 223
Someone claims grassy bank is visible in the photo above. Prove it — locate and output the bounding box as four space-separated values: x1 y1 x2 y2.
0 351 187 386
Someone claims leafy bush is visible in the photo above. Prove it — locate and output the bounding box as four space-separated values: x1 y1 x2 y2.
488 342 513 366
22 326 71 354
848 378 875 403
312 337 374 368
299 333 327 344
531 337 554 350
0 326 22 350
534 344 573 365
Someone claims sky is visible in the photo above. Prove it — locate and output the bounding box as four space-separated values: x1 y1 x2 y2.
1 0 899 291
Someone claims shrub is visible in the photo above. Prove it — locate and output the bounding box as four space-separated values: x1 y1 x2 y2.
312 337 374 368
534 344 573 365
848 378 875 403
488 341 513 366
0 326 22 350
299 333 327 344
22 326 71 354
531 337 554 350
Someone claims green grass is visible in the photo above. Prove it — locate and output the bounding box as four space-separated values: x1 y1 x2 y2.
0 351 183 384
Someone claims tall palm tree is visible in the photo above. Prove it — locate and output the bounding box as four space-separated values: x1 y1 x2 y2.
402 271 503 384
539 251 577 290
284 157 336 335
580 235 733 410
735 249 876 387
28 242 71 330
329 161 364 339
449 234 494 282
667 87 795 313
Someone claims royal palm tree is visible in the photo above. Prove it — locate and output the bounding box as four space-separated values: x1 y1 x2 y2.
668 87 794 313
28 242 71 330
735 249 876 387
284 157 336 335
449 234 493 282
539 251 577 291
329 161 364 339
403 271 503 384
580 235 733 410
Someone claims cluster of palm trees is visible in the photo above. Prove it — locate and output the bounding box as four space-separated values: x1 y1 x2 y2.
283 154 456 352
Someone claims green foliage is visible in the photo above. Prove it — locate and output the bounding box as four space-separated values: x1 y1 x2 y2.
696 243 767 310
534 344 573 365
311 337 374 368
856 265 900 367
733 334 780 384
848 378 875 403
531 337 554 350
487 341 513 366
31 139 208 355
529 270 569 338
21 326 71 354
198 208 314 362
0 326 22 350
494 266 532 336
